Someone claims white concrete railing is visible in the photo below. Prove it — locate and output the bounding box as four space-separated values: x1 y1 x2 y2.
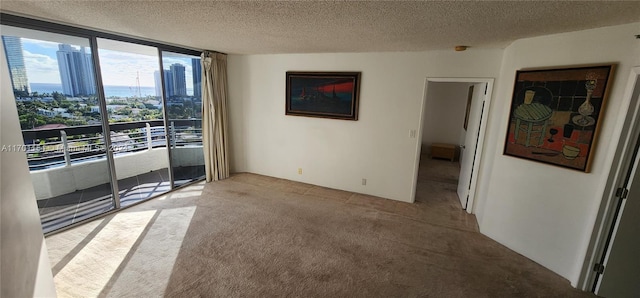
31 146 204 200
25 121 202 170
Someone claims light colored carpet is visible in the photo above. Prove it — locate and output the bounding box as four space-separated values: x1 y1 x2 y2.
45 158 593 297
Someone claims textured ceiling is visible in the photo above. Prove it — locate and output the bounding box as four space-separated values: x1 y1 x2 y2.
1 1 640 54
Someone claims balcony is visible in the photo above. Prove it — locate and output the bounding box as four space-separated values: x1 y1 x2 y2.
24 120 205 233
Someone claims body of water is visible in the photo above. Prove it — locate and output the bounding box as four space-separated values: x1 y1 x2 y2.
30 83 193 98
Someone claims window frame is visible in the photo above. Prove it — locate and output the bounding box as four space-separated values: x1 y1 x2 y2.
1 12 212 234
0 13 204 57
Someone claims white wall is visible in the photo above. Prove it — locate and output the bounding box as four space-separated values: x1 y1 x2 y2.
1 41 57 297
421 82 472 154
228 20 639 287
227 50 503 202
474 22 640 286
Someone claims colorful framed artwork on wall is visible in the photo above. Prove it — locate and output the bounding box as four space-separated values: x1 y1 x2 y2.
503 64 615 172
286 71 361 120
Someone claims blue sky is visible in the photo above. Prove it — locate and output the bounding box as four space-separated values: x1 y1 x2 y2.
21 38 196 88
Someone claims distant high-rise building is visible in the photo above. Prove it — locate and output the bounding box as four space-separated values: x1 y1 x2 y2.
154 69 177 98
56 44 95 96
170 63 187 96
164 69 174 97
157 63 187 98
2 36 30 95
191 58 202 98
154 70 163 97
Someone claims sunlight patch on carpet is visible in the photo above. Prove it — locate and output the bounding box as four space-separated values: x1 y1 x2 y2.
158 185 204 201
107 206 196 297
53 210 155 297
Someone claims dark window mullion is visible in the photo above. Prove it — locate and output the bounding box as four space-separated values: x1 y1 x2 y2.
88 36 121 209
157 49 175 189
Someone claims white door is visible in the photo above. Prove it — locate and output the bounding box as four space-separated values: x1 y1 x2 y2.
596 148 640 297
457 83 486 209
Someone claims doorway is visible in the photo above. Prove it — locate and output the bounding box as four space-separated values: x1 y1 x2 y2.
412 78 494 214
578 66 640 295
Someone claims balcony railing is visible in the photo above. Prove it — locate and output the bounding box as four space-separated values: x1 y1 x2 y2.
22 119 202 170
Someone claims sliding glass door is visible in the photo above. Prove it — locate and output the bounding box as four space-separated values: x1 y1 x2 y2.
1 26 115 233
161 51 205 187
1 18 206 234
97 38 171 207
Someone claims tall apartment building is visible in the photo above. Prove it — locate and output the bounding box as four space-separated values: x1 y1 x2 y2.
1 36 29 94
170 63 187 96
192 58 201 98
56 44 95 96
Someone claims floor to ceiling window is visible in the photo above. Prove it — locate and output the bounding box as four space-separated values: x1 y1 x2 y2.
162 51 205 187
96 38 172 207
1 25 115 232
1 15 207 233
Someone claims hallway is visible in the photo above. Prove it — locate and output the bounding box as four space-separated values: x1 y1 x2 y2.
414 154 477 231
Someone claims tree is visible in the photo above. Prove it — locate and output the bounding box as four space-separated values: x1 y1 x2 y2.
13 89 29 97
52 91 65 101
19 113 45 129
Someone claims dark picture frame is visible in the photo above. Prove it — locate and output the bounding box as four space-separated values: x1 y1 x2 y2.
286 71 361 120
503 64 615 172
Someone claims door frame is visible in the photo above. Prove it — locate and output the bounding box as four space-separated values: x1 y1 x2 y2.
411 77 494 214
577 66 640 292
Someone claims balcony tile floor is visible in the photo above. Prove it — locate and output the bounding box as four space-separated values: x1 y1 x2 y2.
38 165 205 233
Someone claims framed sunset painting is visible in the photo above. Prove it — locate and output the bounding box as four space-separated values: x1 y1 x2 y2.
286 72 361 120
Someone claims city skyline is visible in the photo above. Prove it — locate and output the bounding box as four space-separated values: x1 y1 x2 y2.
155 60 202 98
13 37 198 89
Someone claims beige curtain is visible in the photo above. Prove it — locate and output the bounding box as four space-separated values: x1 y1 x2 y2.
201 52 229 182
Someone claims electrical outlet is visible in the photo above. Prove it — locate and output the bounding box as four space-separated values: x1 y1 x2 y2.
409 129 416 138
298 168 302 175
362 178 367 185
